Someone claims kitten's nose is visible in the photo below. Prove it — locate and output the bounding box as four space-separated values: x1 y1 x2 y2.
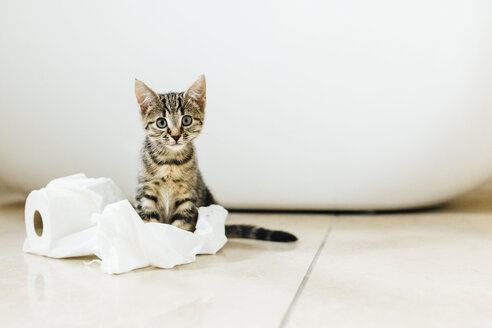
171 135 180 142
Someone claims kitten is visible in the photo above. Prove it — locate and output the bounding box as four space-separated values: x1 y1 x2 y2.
134 76 297 242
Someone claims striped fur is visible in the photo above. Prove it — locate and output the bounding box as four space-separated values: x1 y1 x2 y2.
226 225 297 242
134 76 297 242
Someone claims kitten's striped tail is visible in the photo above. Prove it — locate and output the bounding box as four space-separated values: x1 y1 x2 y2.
225 224 297 242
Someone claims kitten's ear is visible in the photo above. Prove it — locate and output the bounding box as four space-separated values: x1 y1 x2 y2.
184 75 206 110
134 79 159 114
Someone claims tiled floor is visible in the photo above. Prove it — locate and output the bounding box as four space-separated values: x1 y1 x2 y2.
1 183 491 327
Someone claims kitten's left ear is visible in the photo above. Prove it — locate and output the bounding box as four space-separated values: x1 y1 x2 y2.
184 75 206 110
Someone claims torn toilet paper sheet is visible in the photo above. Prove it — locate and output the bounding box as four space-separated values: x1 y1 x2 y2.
91 200 227 274
23 174 228 274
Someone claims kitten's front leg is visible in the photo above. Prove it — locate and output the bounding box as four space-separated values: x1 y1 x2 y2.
170 196 198 232
135 183 162 223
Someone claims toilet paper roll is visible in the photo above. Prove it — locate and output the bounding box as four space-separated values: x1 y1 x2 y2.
23 174 125 257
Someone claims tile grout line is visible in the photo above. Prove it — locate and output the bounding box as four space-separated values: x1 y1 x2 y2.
278 217 337 328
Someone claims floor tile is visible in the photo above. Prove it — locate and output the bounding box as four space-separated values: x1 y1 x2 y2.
286 186 492 328
0 200 332 328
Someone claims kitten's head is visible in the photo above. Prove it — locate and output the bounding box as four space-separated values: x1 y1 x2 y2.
134 75 206 151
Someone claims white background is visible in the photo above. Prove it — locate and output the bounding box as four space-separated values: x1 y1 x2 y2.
1 0 491 209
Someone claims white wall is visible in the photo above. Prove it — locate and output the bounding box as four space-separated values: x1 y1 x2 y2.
1 0 492 209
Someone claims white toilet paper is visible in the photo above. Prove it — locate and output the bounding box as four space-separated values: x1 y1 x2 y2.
24 173 126 257
91 200 228 274
24 174 228 274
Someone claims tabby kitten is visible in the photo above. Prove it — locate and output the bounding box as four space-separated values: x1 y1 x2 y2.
134 76 297 242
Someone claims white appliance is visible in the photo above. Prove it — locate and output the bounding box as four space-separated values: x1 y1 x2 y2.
1 0 491 209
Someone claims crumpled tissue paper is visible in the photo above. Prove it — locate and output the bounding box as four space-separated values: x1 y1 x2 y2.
23 174 228 274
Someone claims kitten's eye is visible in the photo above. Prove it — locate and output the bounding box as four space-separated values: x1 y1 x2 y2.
182 115 192 126
156 118 167 129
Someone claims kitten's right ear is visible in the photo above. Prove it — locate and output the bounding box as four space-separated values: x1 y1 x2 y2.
134 79 159 114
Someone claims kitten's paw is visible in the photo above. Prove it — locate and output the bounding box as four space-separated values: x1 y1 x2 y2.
140 215 161 223
171 219 195 232
140 212 161 223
